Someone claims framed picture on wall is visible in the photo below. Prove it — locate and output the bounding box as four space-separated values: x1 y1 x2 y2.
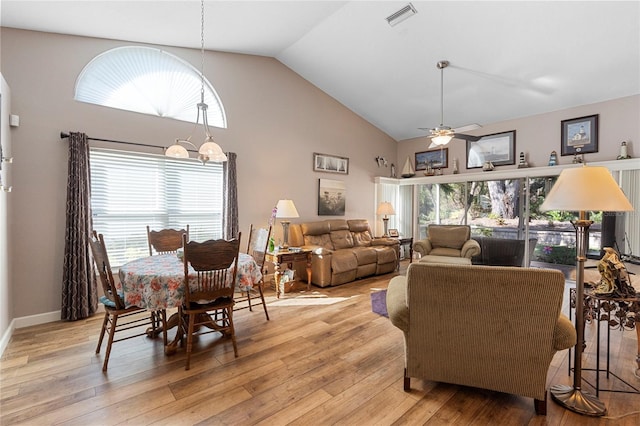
466 130 516 169
561 114 599 156
318 178 346 216
313 152 349 174
415 148 448 170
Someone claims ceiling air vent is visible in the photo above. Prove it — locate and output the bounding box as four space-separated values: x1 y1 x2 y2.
386 3 417 27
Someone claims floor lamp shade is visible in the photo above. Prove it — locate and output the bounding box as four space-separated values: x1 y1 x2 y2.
275 199 299 249
377 202 396 237
541 165 633 416
540 166 633 213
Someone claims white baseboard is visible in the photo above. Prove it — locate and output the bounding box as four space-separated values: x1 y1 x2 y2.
14 310 62 328
0 306 105 358
0 319 16 358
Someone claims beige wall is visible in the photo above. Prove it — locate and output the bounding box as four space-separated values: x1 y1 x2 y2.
398 95 640 174
1 28 397 318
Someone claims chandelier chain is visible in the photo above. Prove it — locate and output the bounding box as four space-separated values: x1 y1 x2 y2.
200 0 205 101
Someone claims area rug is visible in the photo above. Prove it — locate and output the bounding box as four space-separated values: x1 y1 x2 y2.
370 289 388 318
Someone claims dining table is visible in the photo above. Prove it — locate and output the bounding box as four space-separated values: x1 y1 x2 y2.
118 252 262 354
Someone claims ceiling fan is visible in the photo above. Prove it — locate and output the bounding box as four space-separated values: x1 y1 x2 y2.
419 60 482 149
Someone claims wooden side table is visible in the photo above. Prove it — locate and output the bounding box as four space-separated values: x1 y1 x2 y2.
265 249 312 298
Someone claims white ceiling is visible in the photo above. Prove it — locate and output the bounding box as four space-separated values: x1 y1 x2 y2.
2 1 639 141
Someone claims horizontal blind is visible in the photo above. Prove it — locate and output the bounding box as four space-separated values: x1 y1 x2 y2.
90 148 223 267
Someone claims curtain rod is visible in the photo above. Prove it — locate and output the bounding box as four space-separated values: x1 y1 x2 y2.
59 132 198 153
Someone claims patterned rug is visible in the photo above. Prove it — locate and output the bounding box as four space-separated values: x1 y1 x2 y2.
370 289 388 317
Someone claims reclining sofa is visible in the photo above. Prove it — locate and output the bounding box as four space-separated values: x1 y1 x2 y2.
289 219 399 287
386 262 576 414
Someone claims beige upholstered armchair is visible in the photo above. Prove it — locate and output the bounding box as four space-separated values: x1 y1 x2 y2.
413 224 480 260
386 262 576 415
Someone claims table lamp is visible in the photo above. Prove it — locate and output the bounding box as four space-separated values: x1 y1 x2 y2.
275 199 299 249
541 165 633 416
377 201 396 237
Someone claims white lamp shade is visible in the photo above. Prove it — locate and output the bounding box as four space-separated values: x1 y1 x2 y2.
376 201 396 216
275 199 299 218
540 165 634 212
431 134 453 146
165 143 189 159
199 137 228 162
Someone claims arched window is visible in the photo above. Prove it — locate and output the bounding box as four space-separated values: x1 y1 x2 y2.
75 46 226 128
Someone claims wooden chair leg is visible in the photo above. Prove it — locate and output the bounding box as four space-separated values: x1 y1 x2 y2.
227 307 238 357
403 369 410 391
102 313 118 371
247 289 253 312
96 312 109 353
257 285 269 321
534 393 547 415
185 312 196 370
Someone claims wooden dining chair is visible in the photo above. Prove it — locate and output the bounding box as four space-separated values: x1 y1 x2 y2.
180 232 241 370
147 225 189 256
89 231 167 371
234 224 271 320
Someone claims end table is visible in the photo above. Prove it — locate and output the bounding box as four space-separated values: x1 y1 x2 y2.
265 249 312 298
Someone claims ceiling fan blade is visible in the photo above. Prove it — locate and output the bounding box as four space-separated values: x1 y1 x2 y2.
452 133 482 142
452 123 482 133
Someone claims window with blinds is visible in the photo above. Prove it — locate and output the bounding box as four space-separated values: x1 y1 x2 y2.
90 148 223 267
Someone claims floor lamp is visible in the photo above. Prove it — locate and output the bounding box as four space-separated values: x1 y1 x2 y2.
275 199 299 250
540 165 633 416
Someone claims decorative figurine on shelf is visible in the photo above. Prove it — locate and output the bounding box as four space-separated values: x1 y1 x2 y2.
548 150 558 166
517 152 529 168
390 163 397 178
401 156 415 178
452 158 459 174
572 152 584 164
617 141 632 159
424 161 435 176
482 161 494 171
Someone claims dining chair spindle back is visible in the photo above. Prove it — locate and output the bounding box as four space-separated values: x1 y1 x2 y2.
235 224 271 320
147 225 189 256
180 233 242 370
89 231 166 371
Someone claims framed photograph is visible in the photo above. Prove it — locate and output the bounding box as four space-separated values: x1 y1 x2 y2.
388 229 399 237
313 152 349 174
318 178 346 216
561 114 598 156
466 130 516 169
415 148 448 171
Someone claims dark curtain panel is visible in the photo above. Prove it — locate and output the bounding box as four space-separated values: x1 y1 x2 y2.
61 132 98 320
222 152 239 239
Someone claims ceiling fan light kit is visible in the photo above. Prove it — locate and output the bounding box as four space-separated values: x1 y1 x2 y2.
422 60 481 149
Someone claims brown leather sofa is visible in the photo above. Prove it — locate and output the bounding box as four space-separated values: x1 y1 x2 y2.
289 219 399 287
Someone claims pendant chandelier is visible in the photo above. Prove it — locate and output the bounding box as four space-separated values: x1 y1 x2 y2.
166 0 227 164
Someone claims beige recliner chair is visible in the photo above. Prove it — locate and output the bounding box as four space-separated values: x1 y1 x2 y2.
413 225 480 263
386 262 576 415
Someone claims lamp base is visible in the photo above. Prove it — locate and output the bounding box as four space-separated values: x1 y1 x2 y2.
550 384 606 416
382 217 390 237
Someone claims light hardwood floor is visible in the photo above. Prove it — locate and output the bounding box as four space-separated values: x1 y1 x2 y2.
1 261 639 425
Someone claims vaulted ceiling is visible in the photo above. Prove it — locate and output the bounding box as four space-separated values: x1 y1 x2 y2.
2 1 639 141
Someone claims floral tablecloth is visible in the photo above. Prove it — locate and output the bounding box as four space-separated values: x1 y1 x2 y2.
117 253 262 310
